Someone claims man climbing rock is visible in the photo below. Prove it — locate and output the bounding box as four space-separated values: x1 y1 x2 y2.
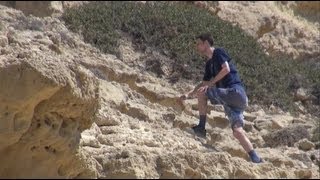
179 33 262 163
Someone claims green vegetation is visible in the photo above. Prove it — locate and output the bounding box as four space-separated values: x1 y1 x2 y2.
62 1 319 114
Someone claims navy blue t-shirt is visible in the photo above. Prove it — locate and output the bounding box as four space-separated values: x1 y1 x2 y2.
203 48 242 88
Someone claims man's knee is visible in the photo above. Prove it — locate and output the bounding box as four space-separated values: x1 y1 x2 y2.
232 126 244 139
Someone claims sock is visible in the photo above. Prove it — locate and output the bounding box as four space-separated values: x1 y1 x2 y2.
198 115 206 129
248 150 261 163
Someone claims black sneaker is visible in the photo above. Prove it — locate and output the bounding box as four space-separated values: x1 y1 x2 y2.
192 125 206 137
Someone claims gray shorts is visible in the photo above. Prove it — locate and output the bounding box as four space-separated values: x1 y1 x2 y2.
206 84 248 129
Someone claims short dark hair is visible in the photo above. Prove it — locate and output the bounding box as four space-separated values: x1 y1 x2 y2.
196 33 214 46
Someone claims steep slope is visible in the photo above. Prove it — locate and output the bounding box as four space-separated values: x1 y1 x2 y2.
0 4 319 179
1 1 318 60
200 1 320 61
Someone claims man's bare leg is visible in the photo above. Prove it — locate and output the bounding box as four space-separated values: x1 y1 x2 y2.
191 92 208 136
232 126 253 152
233 125 262 163
198 91 208 117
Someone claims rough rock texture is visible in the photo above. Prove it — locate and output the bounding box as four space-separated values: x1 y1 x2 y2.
295 138 315 151
0 5 99 178
0 3 319 179
0 1 89 17
280 1 320 23
200 1 320 61
2 1 319 61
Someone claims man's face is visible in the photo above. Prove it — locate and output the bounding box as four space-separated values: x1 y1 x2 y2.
195 39 207 55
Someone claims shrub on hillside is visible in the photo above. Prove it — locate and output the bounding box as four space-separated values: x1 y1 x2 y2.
262 125 310 148
62 1 320 114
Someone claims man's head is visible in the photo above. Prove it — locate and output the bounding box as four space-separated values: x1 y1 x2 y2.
195 33 213 55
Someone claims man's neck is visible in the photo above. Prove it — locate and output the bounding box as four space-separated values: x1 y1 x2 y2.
205 47 215 60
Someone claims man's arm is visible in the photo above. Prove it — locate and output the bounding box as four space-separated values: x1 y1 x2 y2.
208 61 230 87
188 81 205 98
197 61 230 93
184 61 230 98
181 61 231 100
180 81 208 100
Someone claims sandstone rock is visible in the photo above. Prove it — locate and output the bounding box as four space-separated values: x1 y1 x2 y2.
80 135 101 148
208 128 224 143
14 1 63 17
256 16 278 38
17 51 31 59
295 88 310 101
48 32 62 45
292 118 307 124
281 1 320 23
295 138 315 151
243 112 257 122
252 109 266 117
220 146 248 160
212 105 225 112
0 2 319 179
215 1 319 60
245 104 261 113
287 150 313 168
81 123 102 137
243 120 254 132
311 131 320 142
308 150 320 166
268 104 285 114
34 34 43 39
62 1 89 9
95 114 121 127
294 169 313 179
207 115 229 129
6 27 17 44
248 135 265 148
0 58 99 178
253 117 273 131
0 36 8 47
49 44 63 54
0 7 100 178
0 48 10 55
311 126 320 142
294 101 307 114
249 114 290 132
208 6 221 15
163 113 176 121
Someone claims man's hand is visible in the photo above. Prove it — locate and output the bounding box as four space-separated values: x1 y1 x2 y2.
197 85 209 93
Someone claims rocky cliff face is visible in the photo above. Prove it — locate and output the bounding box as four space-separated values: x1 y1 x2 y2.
0 3 319 179
0 5 99 178
1 1 318 60
0 1 88 17
195 1 320 61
